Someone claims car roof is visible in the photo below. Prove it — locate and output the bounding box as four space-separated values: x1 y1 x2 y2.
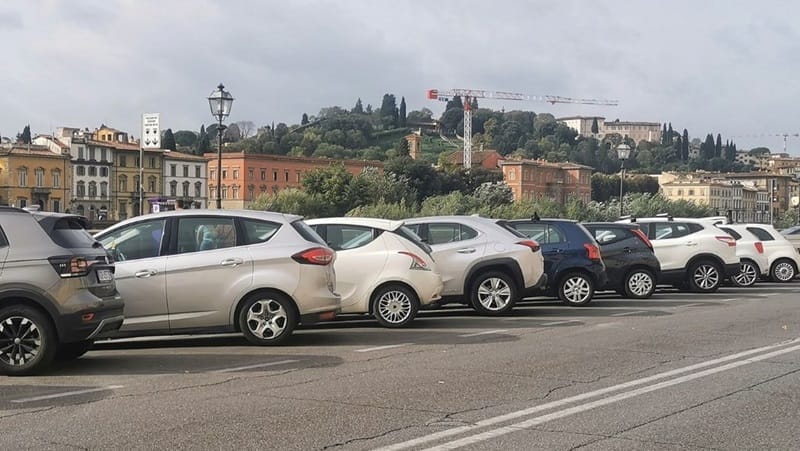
98 209 303 234
583 222 639 229
404 215 500 226
505 218 579 224
305 217 404 231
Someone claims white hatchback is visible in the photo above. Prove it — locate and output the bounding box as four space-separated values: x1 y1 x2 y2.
306 218 443 327
717 224 770 287
733 224 800 282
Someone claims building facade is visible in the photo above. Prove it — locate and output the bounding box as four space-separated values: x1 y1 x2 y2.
163 151 208 209
205 152 383 209
0 145 71 212
557 116 661 144
500 159 592 203
557 116 605 138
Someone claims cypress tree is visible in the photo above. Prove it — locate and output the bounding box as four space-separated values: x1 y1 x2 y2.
399 96 407 127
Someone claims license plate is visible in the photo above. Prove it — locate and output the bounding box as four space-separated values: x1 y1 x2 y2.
97 269 113 283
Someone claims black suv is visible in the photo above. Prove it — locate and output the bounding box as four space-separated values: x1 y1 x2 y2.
583 223 661 298
0 207 124 375
502 218 607 306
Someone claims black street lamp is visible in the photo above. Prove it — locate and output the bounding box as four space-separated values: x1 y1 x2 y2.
207 83 234 209
616 143 631 217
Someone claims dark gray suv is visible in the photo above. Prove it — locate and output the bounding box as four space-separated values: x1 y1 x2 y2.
0 207 124 375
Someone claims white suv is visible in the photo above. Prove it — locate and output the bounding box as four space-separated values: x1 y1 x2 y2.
736 224 800 282
617 217 740 292
404 216 547 315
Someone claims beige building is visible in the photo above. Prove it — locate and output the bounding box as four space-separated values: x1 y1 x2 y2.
0 144 71 212
557 116 661 144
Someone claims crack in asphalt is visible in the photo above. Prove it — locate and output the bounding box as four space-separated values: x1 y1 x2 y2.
528 426 724 451
0 406 55 420
41 439 90 451
318 424 419 450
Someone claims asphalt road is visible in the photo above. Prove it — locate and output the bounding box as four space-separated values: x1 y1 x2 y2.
2 283 800 450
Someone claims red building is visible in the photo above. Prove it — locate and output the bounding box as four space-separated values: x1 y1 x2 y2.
501 159 593 203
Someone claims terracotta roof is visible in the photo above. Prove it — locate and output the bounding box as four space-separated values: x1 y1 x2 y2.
448 150 501 164
500 158 593 170
164 151 208 162
0 145 70 159
204 151 383 167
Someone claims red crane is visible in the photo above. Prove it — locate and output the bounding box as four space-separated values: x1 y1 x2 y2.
427 88 618 168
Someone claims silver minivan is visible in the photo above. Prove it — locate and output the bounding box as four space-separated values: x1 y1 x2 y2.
95 210 340 345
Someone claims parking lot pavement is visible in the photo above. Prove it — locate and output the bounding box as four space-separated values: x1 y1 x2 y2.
1 282 799 449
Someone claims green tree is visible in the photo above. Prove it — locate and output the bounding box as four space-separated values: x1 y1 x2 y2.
667 123 674 144
197 131 211 155
398 96 407 127
352 98 364 114
682 129 690 161
301 113 309 125
445 96 463 110
248 188 328 218
17 125 31 144
661 124 668 144
162 128 176 151
365 104 373 115
173 130 198 149
379 94 398 128
715 133 723 158
469 97 479 110
301 164 355 216
394 138 410 157
591 117 599 134
473 182 513 208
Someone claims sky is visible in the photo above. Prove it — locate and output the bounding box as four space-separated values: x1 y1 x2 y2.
3 0 800 154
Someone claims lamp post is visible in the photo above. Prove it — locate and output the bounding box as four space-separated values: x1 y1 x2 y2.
207 83 234 209
616 143 631 217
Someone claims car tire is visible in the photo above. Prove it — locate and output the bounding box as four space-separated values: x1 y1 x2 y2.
558 272 595 306
732 260 759 287
55 340 94 361
623 269 656 299
0 305 57 376
470 271 517 316
372 284 420 328
238 292 297 346
688 260 722 293
770 259 797 283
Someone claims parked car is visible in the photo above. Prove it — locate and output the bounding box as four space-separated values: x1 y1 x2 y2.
780 225 800 254
403 216 547 315
582 222 661 298
95 210 340 345
305 218 443 327
735 224 800 282
617 216 740 293
716 225 769 287
501 218 607 305
0 207 123 375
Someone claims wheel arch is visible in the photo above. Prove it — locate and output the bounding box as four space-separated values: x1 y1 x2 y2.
368 281 418 315
686 253 726 273
0 290 61 340
463 258 522 296
231 287 300 332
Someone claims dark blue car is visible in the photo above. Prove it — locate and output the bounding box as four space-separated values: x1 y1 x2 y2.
500 218 607 305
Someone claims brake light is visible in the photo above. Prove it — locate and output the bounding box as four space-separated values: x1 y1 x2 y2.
399 251 430 271
292 247 335 265
517 240 541 253
584 243 601 261
48 256 93 278
631 228 653 250
754 242 764 254
715 236 736 247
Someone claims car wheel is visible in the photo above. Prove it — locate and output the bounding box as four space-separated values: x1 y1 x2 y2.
623 269 656 299
55 340 94 361
470 271 517 315
559 272 595 306
372 284 420 328
0 305 57 376
688 260 722 293
238 292 297 346
732 260 759 287
771 259 797 283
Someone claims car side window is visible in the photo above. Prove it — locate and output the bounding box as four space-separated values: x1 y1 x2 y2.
175 217 237 254
718 227 742 240
0 227 7 248
592 227 627 245
241 219 280 245
427 223 477 245
652 223 692 240
324 225 376 251
510 223 565 244
746 227 775 241
99 219 167 261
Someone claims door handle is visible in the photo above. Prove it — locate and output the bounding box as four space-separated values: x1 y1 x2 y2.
134 269 157 278
623 247 632 253
686 241 698 246
220 258 244 267
457 248 476 254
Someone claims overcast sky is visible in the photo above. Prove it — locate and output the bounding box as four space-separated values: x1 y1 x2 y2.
4 0 800 153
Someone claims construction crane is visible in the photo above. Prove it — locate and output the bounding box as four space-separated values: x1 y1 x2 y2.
427 88 619 168
731 133 799 154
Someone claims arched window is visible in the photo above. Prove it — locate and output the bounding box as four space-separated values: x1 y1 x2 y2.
76 181 86 197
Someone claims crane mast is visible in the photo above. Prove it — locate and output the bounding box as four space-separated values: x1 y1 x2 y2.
427 88 618 168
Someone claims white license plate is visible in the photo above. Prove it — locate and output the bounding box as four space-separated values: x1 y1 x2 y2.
97 269 113 283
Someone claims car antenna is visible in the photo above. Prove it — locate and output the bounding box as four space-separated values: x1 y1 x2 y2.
532 212 541 221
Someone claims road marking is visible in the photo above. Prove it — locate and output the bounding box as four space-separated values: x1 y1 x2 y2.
11 385 125 404
459 329 508 338
355 343 413 353
539 320 579 326
376 336 800 451
420 341 800 450
211 359 299 374
679 303 704 308
610 310 647 317
718 298 738 302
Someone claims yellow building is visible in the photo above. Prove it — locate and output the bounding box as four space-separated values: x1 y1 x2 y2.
660 172 771 222
0 145 71 212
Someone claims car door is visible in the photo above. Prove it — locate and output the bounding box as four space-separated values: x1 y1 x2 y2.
417 222 487 296
508 222 567 280
96 219 169 333
647 222 694 271
164 216 254 331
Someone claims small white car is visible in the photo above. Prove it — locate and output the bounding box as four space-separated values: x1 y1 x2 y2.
717 225 770 287
734 224 800 282
306 218 443 327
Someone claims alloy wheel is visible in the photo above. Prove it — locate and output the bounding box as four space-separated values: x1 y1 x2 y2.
0 316 42 367
773 261 796 282
733 262 758 287
563 276 592 304
693 264 720 290
627 272 654 297
477 277 512 311
377 290 413 324
246 299 288 340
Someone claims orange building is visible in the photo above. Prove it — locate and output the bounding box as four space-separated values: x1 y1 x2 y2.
501 159 593 203
445 150 503 170
204 151 383 209
0 145 71 211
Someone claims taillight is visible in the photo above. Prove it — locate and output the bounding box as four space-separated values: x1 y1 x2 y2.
517 240 541 253
584 243 601 261
715 236 736 247
631 228 653 250
48 256 92 278
399 251 430 271
754 242 764 254
292 247 335 265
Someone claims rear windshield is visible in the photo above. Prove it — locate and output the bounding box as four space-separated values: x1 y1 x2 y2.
49 217 97 249
291 220 327 246
393 226 432 255
496 221 529 239
718 227 742 240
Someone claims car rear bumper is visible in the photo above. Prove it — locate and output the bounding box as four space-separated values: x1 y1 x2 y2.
408 271 444 305
57 295 125 343
723 262 741 277
520 272 548 297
